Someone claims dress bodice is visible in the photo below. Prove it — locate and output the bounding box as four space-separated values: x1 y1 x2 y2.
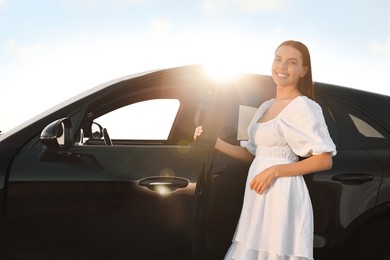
251 121 299 161
241 96 337 159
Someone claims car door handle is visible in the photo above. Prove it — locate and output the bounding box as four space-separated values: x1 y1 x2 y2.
139 176 189 192
331 173 373 185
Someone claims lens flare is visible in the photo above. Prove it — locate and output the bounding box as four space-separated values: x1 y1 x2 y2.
203 63 243 83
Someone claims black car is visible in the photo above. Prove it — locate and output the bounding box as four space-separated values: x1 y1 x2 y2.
1 65 390 260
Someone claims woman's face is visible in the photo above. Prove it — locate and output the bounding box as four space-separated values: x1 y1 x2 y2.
272 45 308 88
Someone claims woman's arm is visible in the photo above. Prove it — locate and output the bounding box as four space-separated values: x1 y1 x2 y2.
194 126 254 163
215 137 254 163
250 153 333 194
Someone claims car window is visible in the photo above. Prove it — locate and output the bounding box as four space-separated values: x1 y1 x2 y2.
325 98 389 148
237 105 257 141
348 114 384 138
94 99 180 140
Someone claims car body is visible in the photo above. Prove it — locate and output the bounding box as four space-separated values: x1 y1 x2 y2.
1 65 390 260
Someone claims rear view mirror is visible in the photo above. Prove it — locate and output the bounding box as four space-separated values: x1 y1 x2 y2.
40 118 73 150
91 122 103 139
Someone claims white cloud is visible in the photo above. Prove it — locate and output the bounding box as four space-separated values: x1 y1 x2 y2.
118 0 151 4
202 0 219 13
0 0 5 8
4 39 43 57
237 0 283 13
151 18 171 36
202 0 284 13
60 0 103 7
60 0 150 9
370 39 390 55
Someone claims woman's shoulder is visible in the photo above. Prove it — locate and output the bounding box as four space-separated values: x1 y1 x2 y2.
255 98 274 113
260 98 275 107
292 96 322 112
249 99 275 123
282 95 324 120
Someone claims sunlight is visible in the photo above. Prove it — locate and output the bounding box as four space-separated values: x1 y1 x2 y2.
194 34 257 84
151 183 173 196
203 62 243 83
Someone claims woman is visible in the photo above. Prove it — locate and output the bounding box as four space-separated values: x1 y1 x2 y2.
195 40 336 260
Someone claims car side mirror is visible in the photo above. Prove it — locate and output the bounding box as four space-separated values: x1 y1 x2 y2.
40 118 74 150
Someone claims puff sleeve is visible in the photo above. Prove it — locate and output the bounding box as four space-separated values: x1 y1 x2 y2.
240 139 256 156
280 97 337 158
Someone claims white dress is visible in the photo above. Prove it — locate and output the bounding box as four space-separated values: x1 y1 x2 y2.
224 96 337 260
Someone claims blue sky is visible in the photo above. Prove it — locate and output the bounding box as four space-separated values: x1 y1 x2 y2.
0 0 389 133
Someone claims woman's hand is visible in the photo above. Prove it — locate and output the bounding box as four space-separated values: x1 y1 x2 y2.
193 125 203 140
250 166 278 194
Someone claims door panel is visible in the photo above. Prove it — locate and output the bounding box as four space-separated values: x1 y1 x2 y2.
6 136 214 259
306 149 382 248
6 182 194 259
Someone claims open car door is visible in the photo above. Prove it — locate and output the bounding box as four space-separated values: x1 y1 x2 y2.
5 66 222 259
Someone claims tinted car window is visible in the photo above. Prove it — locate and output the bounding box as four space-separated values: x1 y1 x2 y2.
348 114 384 138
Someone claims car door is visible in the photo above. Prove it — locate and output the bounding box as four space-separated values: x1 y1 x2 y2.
4 67 221 260
192 75 277 259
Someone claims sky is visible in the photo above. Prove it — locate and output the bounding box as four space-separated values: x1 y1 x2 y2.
0 0 389 133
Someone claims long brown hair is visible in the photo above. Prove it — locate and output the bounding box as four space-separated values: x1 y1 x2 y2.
276 40 314 99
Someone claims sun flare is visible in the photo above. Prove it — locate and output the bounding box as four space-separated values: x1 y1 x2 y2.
203 62 243 83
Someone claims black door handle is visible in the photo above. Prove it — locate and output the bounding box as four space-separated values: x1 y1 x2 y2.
139 176 189 192
331 173 373 185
